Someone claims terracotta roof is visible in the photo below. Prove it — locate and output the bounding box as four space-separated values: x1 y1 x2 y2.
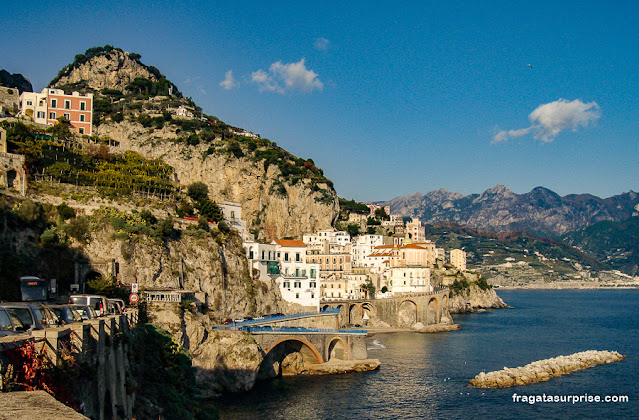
374 245 394 249
401 244 429 249
273 239 307 247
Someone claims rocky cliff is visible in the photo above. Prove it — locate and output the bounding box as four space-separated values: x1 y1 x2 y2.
45 46 339 240
448 283 510 313
148 307 264 395
378 185 639 237
95 119 339 240
49 47 166 92
80 226 286 319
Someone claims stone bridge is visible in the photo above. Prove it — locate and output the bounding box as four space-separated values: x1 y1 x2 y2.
249 329 368 377
321 287 450 328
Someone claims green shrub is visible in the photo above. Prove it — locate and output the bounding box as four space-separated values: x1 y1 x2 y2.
187 182 208 202
56 203 76 221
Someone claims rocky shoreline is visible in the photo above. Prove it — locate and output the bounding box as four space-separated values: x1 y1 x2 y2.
305 359 381 375
469 350 626 388
448 283 512 313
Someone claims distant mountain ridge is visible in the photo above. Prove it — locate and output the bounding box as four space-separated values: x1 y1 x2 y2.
377 185 639 237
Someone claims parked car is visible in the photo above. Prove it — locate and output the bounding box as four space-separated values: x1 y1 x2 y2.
222 318 233 325
69 295 109 316
109 298 126 313
70 304 98 320
48 305 83 325
108 301 122 315
0 308 28 337
0 302 59 330
233 318 245 323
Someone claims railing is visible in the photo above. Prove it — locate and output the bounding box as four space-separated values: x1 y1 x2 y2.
241 326 367 334
232 308 339 326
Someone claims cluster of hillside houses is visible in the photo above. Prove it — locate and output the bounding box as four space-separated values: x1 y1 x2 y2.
236 205 467 309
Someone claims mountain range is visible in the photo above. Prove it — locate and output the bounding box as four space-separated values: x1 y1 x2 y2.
377 185 639 237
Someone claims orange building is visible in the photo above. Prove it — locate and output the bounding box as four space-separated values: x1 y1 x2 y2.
45 89 93 135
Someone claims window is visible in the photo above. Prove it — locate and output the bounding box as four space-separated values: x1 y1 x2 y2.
80 101 86 111
296 293 300 299
230 211 235 219
49 112 56 119
64 100 71 109
285 253 289 261
310 269 316 278
80 114 85 122
37 111 45 119
310 282 316 288
51 99 57 108
296 253 301 262
64 113 70 120
249 250 254 259
283 282 290 288
79 128 84 134
26 100 32 106
311 293 314 299
294 282 301 288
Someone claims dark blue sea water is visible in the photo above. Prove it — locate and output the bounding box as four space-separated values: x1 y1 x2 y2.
217 290 638 419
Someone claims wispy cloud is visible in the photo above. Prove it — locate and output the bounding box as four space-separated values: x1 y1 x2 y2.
313 37 330 51
493 99 601 144
219 70 239 90
252 59 323 94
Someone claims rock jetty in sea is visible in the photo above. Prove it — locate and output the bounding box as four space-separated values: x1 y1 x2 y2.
470 350 625 388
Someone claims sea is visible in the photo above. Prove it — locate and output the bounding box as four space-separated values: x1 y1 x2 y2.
216 290 638 419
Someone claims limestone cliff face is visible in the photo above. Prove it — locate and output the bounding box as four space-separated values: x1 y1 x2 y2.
149 307 264 395
51 49 160 91
96 120 339 240
448 283 509 313
81 228 287 319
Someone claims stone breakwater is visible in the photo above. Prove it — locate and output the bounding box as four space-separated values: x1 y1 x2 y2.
470 350 626 388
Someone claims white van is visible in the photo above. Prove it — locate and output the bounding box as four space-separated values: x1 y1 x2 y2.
69 295 109 317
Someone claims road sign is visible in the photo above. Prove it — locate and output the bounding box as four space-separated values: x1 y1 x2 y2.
131 283 138 293
129 293 139 304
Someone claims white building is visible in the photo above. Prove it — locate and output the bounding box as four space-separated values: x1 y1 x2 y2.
450 249 467 271
219 201 252 241
351 234 385 268
272 239 320 308
303 229 351 247
244 241 279 282
388 266 432 295
18 90 49 124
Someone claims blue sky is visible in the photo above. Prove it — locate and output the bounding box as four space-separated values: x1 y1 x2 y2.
2 0 638 201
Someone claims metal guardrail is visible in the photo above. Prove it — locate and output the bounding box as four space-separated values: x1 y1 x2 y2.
233 308 339 326
241 326 367 334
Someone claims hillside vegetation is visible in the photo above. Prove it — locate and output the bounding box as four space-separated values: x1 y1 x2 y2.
563 217 639 276
424 222 609 284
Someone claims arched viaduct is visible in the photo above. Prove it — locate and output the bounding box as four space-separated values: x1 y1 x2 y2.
250 330 368 377
321 288 450 328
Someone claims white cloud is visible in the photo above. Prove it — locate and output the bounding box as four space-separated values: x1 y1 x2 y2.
252 59 323 94
493 99 601 144
219 70 239 90
314 37 330 51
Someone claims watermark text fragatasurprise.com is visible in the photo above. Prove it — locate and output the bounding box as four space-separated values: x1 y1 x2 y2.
512 393 629 405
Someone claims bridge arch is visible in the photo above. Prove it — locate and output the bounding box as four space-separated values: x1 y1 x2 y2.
427 297 440 325
326 337 347 361
398 299 418 327
348 303 361 325
260 336 324 378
